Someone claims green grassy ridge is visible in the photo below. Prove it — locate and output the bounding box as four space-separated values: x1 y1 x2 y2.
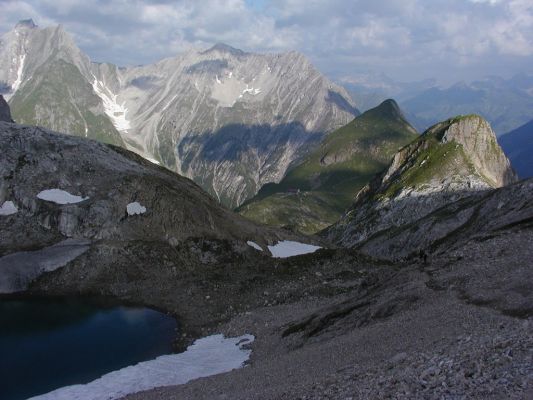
238 191 342 234
10 59 124 147
238 99 418 234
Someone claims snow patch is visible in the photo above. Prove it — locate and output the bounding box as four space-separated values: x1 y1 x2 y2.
268 240 322 258
127 202 146 215
143 156 160 165
91 75 131 132
242 85 261 96
30 334 254 400
11 53 25 94
37 189 88 205
0 201 18 216
247 241 263 252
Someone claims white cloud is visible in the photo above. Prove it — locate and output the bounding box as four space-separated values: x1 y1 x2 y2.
0 0 531 82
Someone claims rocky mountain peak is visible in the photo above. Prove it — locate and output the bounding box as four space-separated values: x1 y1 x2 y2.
15 19 37 31
0 95 13 122
324 114 517 251
430 115 517 187
202 43 247 57
361 98 412 126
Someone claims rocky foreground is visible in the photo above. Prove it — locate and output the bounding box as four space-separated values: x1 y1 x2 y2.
0 106 532 399
123 181 533 399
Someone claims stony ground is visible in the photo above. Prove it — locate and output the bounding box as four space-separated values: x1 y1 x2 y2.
120 220 533 400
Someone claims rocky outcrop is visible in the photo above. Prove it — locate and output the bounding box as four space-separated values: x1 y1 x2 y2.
0 95 12 122
0 120 326 340
325 115 518 257
1 21 358 207
0 121 297 261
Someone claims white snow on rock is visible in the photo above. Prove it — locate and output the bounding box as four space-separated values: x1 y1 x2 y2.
91 75 131 132
0 201 18 216
268 240 322 258
143 156 160 165
127 202 147 215
247 241 263 251
37 189 89 204
11 53 25 95
30 334 254 400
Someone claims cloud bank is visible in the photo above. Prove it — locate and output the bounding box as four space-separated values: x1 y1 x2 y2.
0 0 531 83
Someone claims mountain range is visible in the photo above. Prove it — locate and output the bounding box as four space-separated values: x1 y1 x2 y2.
238 99 417 234
1 94 531 398
0 20 356 208
343 73 533 136
499 119 533 179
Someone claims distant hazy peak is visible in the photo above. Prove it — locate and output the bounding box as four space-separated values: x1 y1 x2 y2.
202 43 248 57
15 19 37 30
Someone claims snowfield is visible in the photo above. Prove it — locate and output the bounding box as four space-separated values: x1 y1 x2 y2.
267 241 322 258
247 241 264 251
127 202 147 215
30 334 254 400
91 76 131 132
37 189 89 204
0 200 18 215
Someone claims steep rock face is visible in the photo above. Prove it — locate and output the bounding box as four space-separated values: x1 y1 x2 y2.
0 95 12 122
499 119 533 178
325 114 517 254
238 99 417 234
356 178 533 259
0 22 357 207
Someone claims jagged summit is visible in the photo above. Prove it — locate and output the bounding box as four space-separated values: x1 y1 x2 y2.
202 43 248 56
15 19 37 30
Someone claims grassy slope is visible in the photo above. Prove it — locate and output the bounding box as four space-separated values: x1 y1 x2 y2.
10 59 124 146
238 100 418 234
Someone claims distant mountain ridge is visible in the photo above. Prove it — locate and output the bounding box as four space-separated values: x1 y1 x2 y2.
342 73 533 136
0 20 357 207
238 99 417 233
499 120 533 178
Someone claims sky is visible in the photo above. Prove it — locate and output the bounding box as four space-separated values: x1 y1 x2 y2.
1 0 532 84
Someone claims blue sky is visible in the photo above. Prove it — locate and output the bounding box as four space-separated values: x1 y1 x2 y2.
1 0 532 84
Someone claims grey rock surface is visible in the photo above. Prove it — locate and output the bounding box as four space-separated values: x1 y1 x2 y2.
0 120 312 292
120 191 533 399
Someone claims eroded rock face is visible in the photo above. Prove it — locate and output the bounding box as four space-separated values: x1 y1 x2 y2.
325 115 518 257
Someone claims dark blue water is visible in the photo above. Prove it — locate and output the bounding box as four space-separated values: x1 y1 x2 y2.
0 297 178 400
